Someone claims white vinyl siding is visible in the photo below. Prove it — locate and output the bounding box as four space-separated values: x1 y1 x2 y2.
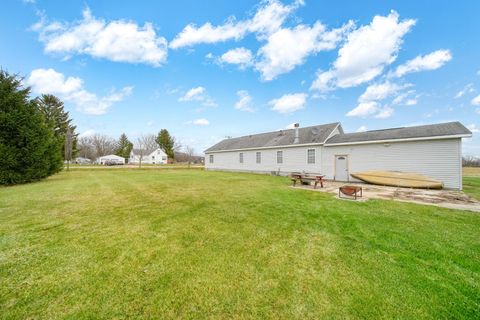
204 146 322 174
239 153 243 163
277 151 283 164
256 152 261 164
307 149 315 164
322 138 462 189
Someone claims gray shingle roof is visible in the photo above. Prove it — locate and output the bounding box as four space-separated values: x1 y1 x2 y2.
325 121 471 145
205 122 341 152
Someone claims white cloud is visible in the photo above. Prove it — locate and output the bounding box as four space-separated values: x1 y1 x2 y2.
311 11 415 91
179 86 217 106
455 83 475 99
356 125 368 132
285 122 298 129
472 94 480 106
27 68 132 115
374 105 394 119
256 21 353 80
235 90 254 112
467 124 479 133
169 0 303 49
392 89 417 105
347 81 407 118
391 50 452 78
187 118 210 126
170 20 247 49
79 129 95 137
248 0 304 37
179 86 205 101
219 48 253 69
358 81 407 103
346 101 379 117
269 93 307 114
404 98 417 106
346 102 393 119
32 8 168 66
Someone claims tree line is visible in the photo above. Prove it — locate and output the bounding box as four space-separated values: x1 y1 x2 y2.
77 129 180 163
0 70 196 185
463 156 480 167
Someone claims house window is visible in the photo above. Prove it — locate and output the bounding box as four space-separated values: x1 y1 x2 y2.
307 149 315 164
256 152 261 164
277 151 283 164
152 156 155 160
162 156 167 161
209 154 214 163
239 153 243 163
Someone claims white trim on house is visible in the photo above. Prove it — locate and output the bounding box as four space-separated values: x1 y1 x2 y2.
324 122 343 141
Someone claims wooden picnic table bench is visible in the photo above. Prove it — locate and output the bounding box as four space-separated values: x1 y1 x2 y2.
290 173 325 189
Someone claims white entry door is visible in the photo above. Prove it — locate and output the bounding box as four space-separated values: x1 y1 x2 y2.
335 155 349 181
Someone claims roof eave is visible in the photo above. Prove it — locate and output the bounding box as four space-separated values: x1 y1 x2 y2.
324 133 472 146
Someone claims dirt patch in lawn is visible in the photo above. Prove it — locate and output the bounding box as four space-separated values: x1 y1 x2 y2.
292 181 480 212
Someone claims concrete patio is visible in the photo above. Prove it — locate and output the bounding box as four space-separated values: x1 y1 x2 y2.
292 180 480 212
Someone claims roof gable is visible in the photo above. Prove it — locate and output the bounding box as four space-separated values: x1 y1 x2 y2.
131 147 166 156
205 123 340 152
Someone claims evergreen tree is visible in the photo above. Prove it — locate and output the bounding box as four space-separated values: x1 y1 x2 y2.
0 71 63 185
36 94 78 159
115 133 133 162
156 129 175 160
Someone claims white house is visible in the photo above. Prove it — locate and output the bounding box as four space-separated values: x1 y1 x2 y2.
129 148 168 165
96 154 125 165
204 122 472 190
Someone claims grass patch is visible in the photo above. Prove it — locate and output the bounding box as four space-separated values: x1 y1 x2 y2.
463 167 480 200
1 170 479 319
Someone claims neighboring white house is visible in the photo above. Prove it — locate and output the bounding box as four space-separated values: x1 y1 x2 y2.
129 148 168 165
204 122 472 190
96 154 125 165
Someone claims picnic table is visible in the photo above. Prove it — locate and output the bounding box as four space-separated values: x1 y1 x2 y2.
339 185 363 200
290 173 325 189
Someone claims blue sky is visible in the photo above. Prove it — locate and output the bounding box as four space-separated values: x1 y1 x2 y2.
1 0 479 155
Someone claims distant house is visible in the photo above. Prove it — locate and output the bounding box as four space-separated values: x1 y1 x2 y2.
96 154 125 165
129 148 168 165
74 157 91 165
204 122 472 190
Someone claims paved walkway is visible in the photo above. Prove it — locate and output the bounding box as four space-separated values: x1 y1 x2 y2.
292 181 480 212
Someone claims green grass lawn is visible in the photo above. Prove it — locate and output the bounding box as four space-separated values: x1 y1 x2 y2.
463 167 480 200
1 170 479 319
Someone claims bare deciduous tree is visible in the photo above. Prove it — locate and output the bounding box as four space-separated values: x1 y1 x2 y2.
463 156 480 167
77 136 96 161
135 134 158 168
91 134 116 159
142 134 159 154
184 146 195 168
64 128 73 171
